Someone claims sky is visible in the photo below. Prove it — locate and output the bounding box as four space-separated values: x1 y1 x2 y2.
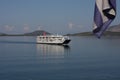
0 0 120 34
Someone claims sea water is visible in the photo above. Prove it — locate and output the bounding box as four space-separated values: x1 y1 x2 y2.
0 36 120 80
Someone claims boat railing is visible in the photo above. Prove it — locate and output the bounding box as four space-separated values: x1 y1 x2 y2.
38 35 70 40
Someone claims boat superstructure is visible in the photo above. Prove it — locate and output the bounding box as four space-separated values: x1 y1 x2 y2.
37 35 71 45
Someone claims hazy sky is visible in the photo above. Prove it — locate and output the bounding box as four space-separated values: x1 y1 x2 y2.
0 0 120 34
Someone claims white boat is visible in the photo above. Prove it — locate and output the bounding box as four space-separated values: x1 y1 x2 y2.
36 35 71 45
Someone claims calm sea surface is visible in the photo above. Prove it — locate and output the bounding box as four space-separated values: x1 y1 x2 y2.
0 36 120 80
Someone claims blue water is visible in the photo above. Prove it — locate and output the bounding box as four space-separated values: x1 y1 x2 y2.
0 36 120 80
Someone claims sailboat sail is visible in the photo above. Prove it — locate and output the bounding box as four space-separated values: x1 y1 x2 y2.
93 0 116 38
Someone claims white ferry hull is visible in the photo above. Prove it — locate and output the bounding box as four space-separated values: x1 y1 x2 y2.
37 40 71 45
36 35 71 45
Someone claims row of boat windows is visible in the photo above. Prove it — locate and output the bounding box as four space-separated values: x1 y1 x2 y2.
39 37 63 40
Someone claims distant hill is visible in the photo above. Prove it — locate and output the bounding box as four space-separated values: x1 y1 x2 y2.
67 31 120 37
23 30 51 36
66 32 93 36
67 24 120 36
0 30 51 36
104 31 120 36
0 32 7 36
108 24 120 32
104 24 120 36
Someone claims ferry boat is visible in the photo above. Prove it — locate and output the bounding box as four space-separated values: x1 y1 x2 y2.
36 35 71 45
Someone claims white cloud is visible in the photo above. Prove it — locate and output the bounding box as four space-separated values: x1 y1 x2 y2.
77 25 84 28
4 25 15 31
23 24 30 32
37 25 43 30
68 22 74 29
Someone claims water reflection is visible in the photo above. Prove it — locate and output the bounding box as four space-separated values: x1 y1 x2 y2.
36 44 70 58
